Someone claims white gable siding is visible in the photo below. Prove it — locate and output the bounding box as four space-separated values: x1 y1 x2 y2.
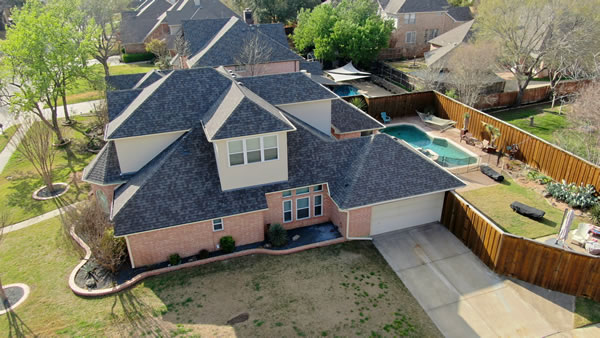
279 100 332 135
114 131 186 174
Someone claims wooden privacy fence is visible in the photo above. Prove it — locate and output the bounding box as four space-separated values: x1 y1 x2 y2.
442 191 600 301
433 91 600 189
363 91 433 121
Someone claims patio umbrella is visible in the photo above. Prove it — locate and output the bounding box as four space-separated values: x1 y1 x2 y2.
556 208 575 245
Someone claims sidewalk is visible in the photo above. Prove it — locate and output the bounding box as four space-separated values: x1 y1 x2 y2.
2 202 80 234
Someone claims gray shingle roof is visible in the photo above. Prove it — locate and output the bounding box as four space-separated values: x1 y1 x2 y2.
82 141 124 185
107 89 143 121
165 0 237 27
187 17 302 68
428 19 474 47
119 0 172 45
380 0 449 14
182 18 231 55
106 74 147 91
447 6 473 21
238 72 336 105
256 23 288 46
111 114 464 236
331 99 384 133
299 60 324 75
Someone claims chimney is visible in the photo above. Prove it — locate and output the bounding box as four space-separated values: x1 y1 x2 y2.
243 8 254 24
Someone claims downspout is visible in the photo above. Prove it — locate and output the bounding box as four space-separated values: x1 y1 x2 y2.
345 209 372 241
125 236 136 269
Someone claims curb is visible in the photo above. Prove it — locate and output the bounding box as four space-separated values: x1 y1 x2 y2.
0 283 31 315
68 227 345 297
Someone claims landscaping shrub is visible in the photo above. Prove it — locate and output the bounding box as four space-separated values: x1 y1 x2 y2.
268 223 288 247
527 170 553 185
198 249 210 260
121 52 154 63
168 253 181 266
349 97 367 112
546 180 599 209
219 236 235 253
591 204 600 225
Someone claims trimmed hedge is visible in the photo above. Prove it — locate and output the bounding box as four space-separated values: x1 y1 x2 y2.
122 52 155 63
220 236 236 254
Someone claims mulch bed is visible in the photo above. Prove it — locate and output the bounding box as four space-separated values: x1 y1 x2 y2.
0 286 25 312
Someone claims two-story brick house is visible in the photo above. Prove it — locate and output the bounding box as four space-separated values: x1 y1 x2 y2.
84 67 464 268
376 0 472 59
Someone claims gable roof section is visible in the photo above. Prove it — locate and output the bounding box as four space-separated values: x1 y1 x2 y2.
106 73 147 91
447 6 473 22
186 17 301 68
331 99 384 133
204 82 295 140
107 89 143 122
120 0 172 45
111 114 464 236
238 72 336 105
428 19 474 47
381 0 449 14
255 23 288 46
106 68 233 139
182 18 231 55
165 0 237 27
82 141 124 185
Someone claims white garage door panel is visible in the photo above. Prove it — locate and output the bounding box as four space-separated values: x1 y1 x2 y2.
370 193 445 235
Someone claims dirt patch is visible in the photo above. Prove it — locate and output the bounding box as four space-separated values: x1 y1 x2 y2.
105 242 441 337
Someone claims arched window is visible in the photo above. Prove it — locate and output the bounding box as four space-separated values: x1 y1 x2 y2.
96 190 109 214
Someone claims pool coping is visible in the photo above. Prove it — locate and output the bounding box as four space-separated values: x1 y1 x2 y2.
382 122 481 170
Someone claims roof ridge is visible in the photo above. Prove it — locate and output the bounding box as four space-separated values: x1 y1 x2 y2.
187 16 239 67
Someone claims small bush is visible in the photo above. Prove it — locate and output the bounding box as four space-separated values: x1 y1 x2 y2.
198 249 210 259
122 52 154 63
591 204 600 225
349 97 367 112
220 236 235 253
546 180 599 209
168 253 181 266
527 170 553 185
268 223 288 247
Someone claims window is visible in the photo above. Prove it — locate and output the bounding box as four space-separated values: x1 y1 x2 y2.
282 190 292 197
314 195 323 217
283 200 293 223
296 197 310 220
212 219 223 231
404 13 416 24
405 31 416 44
227 135 279 166
96 190 109 214
425 29 439 42
296 187 310 195
313 184 323 192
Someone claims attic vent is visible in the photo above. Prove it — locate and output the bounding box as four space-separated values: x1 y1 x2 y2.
237 82 243 86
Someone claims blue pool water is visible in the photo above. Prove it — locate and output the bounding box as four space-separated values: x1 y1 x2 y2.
383 124 478 167
333 85 359 97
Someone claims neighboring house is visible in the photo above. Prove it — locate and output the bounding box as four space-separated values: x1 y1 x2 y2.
84 67 464 268
376 0 473 59
172 16 324 77
119 0 237 54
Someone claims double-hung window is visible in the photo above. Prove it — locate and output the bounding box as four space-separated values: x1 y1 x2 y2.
296 197 310 220
283 200 293 223
314 195 323 217
227 135 279 166
212 218 223 231
296 187 310 195
404 13 416 24
405 31 416 44
313 184 323 192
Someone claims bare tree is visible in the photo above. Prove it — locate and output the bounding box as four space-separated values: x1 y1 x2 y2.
414 62 444 92
10 118 57 194
66 201 127 274
234 33 273 76
174 33 191 70
445 42 499 107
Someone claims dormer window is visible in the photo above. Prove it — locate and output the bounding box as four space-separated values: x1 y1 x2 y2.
227 135 279 166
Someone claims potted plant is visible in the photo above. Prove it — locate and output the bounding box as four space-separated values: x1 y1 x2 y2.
463 112 471 131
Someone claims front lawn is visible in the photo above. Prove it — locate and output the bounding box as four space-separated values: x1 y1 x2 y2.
493 103 568 143
459 177 583 238
0 124 19 153
575 297 600 328
0 115 95 225
0 218 441 337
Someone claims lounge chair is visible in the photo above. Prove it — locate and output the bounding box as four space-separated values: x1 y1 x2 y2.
417 111 457 131
381 112 391 124
571 223 592 247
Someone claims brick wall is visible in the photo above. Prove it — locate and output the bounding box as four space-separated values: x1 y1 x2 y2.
332 131 361 140
123 43 147 54
265 185 334 230
144 23 170 44
348 207 372 237
224 60 299 77
91 184 119 207
127 211 265 267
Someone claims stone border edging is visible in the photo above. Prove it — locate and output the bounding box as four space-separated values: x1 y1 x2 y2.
32 183 69 201
0 283 31 315
68 226 345 297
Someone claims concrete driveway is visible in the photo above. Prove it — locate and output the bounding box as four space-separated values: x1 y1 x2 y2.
374 223 575 337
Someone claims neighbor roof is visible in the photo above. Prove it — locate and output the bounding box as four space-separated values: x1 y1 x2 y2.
82 141 124 186
447 6 473 21
425 20 475 67
330 99 384 133
119 0 172 45
237 72 337 105
379 0 449 14
111 114 464 236
165 0 237 27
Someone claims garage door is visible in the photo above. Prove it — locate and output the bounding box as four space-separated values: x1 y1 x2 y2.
370 192 445 236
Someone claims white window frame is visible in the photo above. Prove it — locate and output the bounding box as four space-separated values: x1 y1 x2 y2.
227 135 279 167
313 184 323 192
314 194 323 217
296 197 310 220
405 31 416 44
212 218 224 232
404 13 416 24
295 187 310 195
282 190 292 198
283 200 293 223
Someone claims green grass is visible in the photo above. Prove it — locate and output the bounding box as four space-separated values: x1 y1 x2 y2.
493 103 569 143
575 297 600 328
0 218 440 337
460 177 583 238
0 125 19 153
386 59 427 72
0 115 95 225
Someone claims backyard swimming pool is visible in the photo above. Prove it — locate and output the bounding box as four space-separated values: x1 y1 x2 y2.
383 124 478 168
333 85 360 97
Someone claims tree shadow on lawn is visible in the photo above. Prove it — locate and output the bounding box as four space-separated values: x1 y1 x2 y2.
111 291 171 337
3 308 35 338
6 178 44 216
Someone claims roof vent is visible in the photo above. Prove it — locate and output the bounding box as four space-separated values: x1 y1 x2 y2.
194 0 201 6
243 8 254 24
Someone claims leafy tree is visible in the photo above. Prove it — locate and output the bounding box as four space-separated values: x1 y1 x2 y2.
232 0 320 24
0 0 96 143
293 0 393 67
81 0 130 77
146 39 171 70
476 0 600 105
448 0 473 6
